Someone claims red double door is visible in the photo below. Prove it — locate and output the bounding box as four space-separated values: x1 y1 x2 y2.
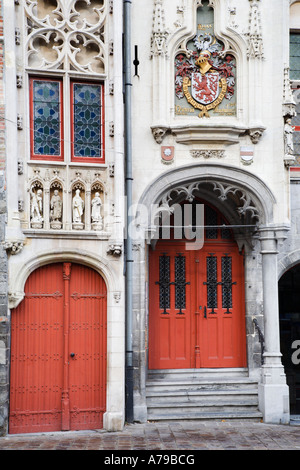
9 263 107 434
149 241 246 370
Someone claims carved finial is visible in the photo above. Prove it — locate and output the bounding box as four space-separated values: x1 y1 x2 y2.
150 0 169 58
247 0 264 59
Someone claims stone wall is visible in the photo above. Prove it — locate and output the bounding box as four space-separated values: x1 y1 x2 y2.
0 0 8 437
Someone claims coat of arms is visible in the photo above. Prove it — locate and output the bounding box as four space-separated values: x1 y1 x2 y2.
175 33 236 118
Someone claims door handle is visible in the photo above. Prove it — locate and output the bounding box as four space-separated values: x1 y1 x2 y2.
204 306 207 319
70 352 75 358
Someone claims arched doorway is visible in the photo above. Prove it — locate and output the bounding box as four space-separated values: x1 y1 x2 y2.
279 264 300 415
9 262 107 434
148 202 247 370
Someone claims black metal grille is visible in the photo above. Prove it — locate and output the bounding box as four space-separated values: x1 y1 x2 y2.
204 255 218 312
175 254 189 313
156 254 170 314
221 255 236 313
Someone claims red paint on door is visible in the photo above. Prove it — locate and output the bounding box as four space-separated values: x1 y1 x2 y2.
149 240 246 370
9 263 107 434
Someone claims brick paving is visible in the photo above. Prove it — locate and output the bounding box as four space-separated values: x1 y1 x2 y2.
0 420 300 451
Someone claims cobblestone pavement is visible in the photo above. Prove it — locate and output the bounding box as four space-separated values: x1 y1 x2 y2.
0 420 300 452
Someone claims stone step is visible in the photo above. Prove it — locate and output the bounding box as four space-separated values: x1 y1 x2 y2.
147 368 249 381
146 379 259 393
146 389 259 405
146 368 262 422
147 410 263 422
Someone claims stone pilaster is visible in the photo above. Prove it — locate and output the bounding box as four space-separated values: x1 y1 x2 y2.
258 227 290 424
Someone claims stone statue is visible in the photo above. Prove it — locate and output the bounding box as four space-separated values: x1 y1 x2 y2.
91 192 102 221
30 186 43 225
72 189 84 225
284 118 294 155
50 190 62 221
91 192 103 230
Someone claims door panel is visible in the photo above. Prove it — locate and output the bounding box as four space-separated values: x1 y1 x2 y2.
149 246 192 369
9 263 107 434
68 264 107 431
9 264 64 434
149 241 246 370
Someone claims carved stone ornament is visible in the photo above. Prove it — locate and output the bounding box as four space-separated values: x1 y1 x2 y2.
246 0 264 60
151 126 169 144
150 0 169 58
3 241 24 255
283 67 296 119
107 242 123 256
24 0 106 73
190 149 225 159
248 126 265 144
158 180 262 223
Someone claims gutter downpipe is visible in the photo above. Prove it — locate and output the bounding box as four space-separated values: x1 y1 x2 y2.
124 0 134 423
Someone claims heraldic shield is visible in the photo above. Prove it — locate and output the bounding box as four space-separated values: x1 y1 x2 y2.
191 72 220 106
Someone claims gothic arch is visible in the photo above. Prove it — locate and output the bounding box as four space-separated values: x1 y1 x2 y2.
278 250 300 279
137 163 276 233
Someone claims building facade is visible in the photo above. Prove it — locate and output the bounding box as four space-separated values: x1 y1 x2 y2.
0 0 300 435
1 0 125 434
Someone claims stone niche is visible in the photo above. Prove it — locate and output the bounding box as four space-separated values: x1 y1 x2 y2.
30 180 44 229
49 182 63 230
91 182 104 231
72 183 85 230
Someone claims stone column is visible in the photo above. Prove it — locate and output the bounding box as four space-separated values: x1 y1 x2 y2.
258 228 290 424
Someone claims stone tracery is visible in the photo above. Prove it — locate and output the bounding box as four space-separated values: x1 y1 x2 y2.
25 0 106 73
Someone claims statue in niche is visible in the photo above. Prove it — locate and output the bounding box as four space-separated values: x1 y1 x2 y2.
284 118 294 155
30 186 43 228
72 188 84 229
50 189 62 229
91 192 103 230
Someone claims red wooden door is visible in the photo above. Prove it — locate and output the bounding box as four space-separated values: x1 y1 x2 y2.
9 263 107 434
148 244 193 369
195 244 246 368
148 241 246 370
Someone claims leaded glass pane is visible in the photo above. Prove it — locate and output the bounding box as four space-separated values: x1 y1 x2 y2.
73 83 102 158
290 34 300 80
33 80 61 156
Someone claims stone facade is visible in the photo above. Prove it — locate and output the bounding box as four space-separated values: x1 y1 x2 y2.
1 0 300 435
0 0 8 437
129 0 293 425
0 0 125 435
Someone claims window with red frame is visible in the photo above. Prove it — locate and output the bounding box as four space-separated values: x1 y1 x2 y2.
30 77 64 161
71 81 104 162
30 78 105 163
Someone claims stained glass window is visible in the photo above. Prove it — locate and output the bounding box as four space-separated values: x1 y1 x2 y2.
290 33 300 80
31 79 62 158
72 82 102 159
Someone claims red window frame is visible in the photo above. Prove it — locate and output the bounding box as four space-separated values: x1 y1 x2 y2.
70 80 105 163
29 77 64 162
